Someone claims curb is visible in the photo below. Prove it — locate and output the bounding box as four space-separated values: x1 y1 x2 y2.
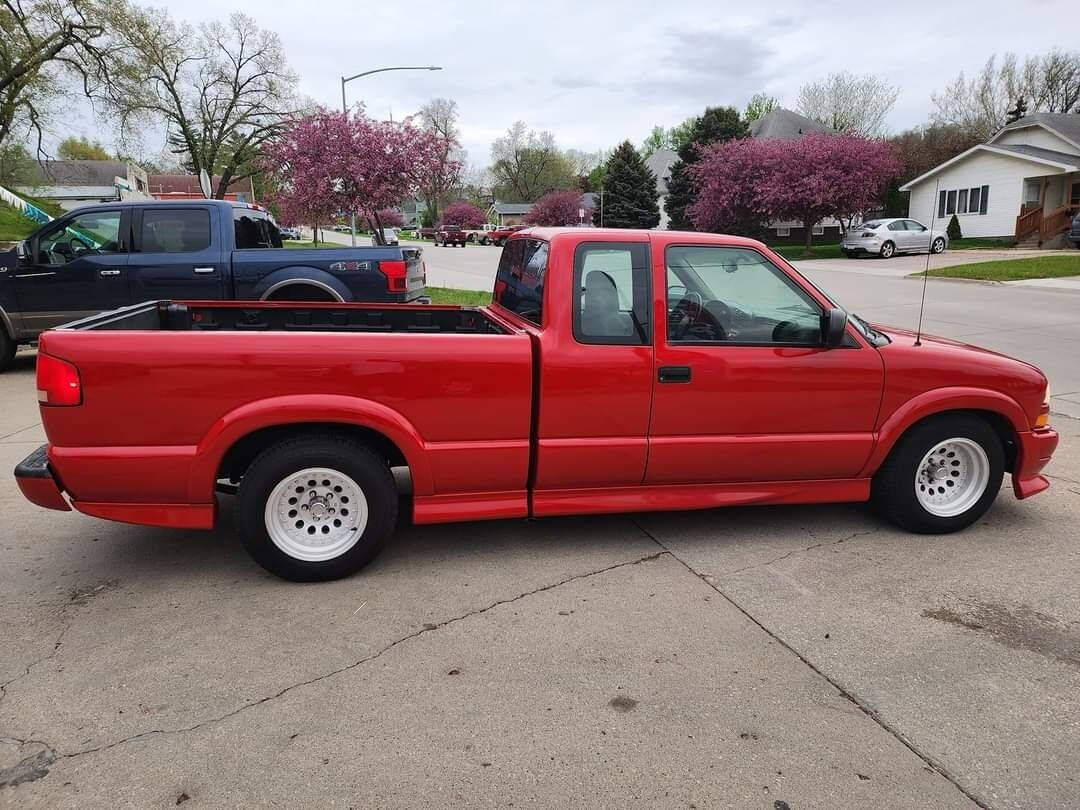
904 273 1002 286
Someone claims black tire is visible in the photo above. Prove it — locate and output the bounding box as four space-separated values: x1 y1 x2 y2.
879 240 895 259
931 237 946 254
480 237 489 246
871 414 1004 534
235 435 398 581
0 329 15 372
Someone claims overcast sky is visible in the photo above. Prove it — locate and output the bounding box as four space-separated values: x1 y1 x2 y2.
63 0 1073 168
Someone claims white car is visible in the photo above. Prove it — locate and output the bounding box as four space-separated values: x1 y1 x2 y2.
371 228 399 246
841 218 948 259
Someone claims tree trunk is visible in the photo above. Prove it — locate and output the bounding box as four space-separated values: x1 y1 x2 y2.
369 210 385 245
313 223 319 246
803 219 815 255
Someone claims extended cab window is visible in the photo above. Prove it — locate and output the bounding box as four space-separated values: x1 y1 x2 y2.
234 210 283 249
141 209 211 253
666 246 822 345
573 242 650 345
36 210 122 266
493 238 547 325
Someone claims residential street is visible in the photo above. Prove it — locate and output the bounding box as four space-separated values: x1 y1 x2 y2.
1 255 1078 807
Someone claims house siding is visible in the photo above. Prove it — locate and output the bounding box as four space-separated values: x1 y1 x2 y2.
994 128 1080 154
907 151 1056 238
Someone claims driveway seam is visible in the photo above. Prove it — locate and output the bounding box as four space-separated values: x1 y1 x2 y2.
715 528 879 577
19 550 667 770
630 518 988 810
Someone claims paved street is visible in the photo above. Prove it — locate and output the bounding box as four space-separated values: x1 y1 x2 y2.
1 255 1079 807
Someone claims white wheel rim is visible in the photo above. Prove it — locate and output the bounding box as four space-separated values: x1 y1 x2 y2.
914 438 989 518
934 239 944 252
264 467 369 562
883 244 894 257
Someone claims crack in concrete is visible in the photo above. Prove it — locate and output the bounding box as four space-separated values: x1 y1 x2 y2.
631 518 990 810
0 610 75 709
716 528 879 577
26 551 668 768
0 423 39 442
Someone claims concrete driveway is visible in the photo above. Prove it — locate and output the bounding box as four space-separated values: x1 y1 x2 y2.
1 347 1079 805
791 248 1071 278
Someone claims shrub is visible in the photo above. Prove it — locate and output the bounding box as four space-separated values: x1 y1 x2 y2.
946 213 962 240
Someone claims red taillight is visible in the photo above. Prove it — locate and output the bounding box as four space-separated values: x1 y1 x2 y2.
37 354 82 406
378 259 408 292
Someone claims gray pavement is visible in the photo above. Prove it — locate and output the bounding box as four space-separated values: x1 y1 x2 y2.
1 259 1079 805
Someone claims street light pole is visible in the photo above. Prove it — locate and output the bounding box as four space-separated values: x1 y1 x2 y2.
340 65 442 246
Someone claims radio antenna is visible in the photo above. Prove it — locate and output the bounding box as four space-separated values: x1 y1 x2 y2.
914 178 940 347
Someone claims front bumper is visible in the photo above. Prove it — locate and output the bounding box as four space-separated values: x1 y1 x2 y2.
1012 428 1059 499
14 444 70 511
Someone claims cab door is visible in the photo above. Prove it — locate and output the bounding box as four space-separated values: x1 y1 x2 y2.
127 206 225 303
12 207 130 333
531 237 655 493
647 243 883 485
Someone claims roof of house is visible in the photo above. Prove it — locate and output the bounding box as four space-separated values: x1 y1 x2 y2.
23 160 132 186
990 143 1080 167
898 141 1080 191
491 202 534 215
992 113 1080 148
645 147 678 195
148 174 252 196
749 108 834 140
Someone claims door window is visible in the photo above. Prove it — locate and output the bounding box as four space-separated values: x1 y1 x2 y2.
572 242 650 345
903 220 926 231
493 238 547 326
36 210 123 266
666 246 822 345
140 208 211 253
887 220 905 231
233 209 283 249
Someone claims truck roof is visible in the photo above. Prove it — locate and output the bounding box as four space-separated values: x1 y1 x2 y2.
53 199 265 215
511 226 772 251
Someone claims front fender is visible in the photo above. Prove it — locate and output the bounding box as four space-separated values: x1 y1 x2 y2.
859 386 1029 477
251 266 351 301
187 394 433 501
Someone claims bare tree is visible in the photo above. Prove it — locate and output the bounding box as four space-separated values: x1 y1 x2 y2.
106 8 299 198
489 121 576 202
0 0 122 150
1022 49 1080 114
796 72 899 137
415 97 463 225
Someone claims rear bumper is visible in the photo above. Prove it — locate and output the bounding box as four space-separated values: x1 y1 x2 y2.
1012 428 1059 499
14 444 71 511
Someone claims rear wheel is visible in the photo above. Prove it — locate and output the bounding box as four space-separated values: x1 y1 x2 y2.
236 436 397 581
480 236 489 246
879 240 895 258
0 329 15 372
871 414 1004 534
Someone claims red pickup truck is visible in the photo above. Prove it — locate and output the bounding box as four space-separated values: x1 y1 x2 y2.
16 228 1058 581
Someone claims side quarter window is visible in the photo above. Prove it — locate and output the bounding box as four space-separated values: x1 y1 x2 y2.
572 242 651 345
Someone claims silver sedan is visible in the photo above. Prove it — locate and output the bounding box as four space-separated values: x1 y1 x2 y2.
841 218 948 259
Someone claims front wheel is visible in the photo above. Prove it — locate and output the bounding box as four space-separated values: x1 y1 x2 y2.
871 414 1004 534
879 240 895 259
480 237 489 246
0 329 15 372
931 237 946 254
236 436 398 581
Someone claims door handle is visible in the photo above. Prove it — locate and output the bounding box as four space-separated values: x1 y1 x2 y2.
658 365 692 383
193 267 216 274
99 269 121 277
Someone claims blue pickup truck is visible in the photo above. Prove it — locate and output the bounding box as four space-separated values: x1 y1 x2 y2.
0 199 426 369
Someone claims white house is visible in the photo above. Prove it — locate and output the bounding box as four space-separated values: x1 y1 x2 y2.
901 113 1080 247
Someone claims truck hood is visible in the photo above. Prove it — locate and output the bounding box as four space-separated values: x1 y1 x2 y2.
875 324 1038 368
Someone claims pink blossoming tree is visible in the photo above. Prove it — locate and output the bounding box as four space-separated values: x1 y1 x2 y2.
262 107 446 243
690 132 900 253
524 189 591 226
442 201 487 228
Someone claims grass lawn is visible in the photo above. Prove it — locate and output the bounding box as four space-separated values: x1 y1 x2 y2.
1 196 66 241
426 287 491 306
923 255 1080 281
283 240 341 249
949 237 1017 250
769 244 845 260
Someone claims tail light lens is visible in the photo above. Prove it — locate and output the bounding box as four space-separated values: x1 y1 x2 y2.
377 259 408 292
37 353 82 406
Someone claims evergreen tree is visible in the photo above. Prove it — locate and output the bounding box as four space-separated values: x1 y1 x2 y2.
946 213 962 241
594 140 659 229
664 106 748 229
1005 96 1028 124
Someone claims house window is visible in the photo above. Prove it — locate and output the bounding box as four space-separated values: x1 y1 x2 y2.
775 226 790 237
957 189 968 214
968 186 981 213
811 224 824 236
946 190 956 215
938 185 989 218
1071 182 1080 206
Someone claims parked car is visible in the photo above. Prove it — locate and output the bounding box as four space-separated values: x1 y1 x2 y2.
463 224 497 244
15 228 1057 581
1069 212 1080 248
487 224 526 247
0 200 426 370
417 227 437 240
279 226 302 241
841 218 948 258
371 228 399 246
332 224 351 233
433 225 467 247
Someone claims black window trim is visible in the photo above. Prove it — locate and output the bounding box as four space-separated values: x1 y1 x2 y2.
571 240 652 347
663 243 860 350
133 206 213 253
32 207 130 261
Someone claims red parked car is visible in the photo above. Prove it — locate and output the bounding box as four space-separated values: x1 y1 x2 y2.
16 228 1058 581
487 224 525 246
433 224 467 247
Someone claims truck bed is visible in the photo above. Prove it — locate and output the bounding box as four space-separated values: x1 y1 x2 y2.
58 299 510 335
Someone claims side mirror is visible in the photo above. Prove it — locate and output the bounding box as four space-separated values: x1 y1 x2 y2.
823 307 848 348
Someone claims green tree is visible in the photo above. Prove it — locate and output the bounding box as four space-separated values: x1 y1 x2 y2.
57 135 109 160
489 121 576 202
641 124 673 158
665 106 748 230
0 142 34 185
744 93 778 122
593 140 658 229
946 213 962 241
